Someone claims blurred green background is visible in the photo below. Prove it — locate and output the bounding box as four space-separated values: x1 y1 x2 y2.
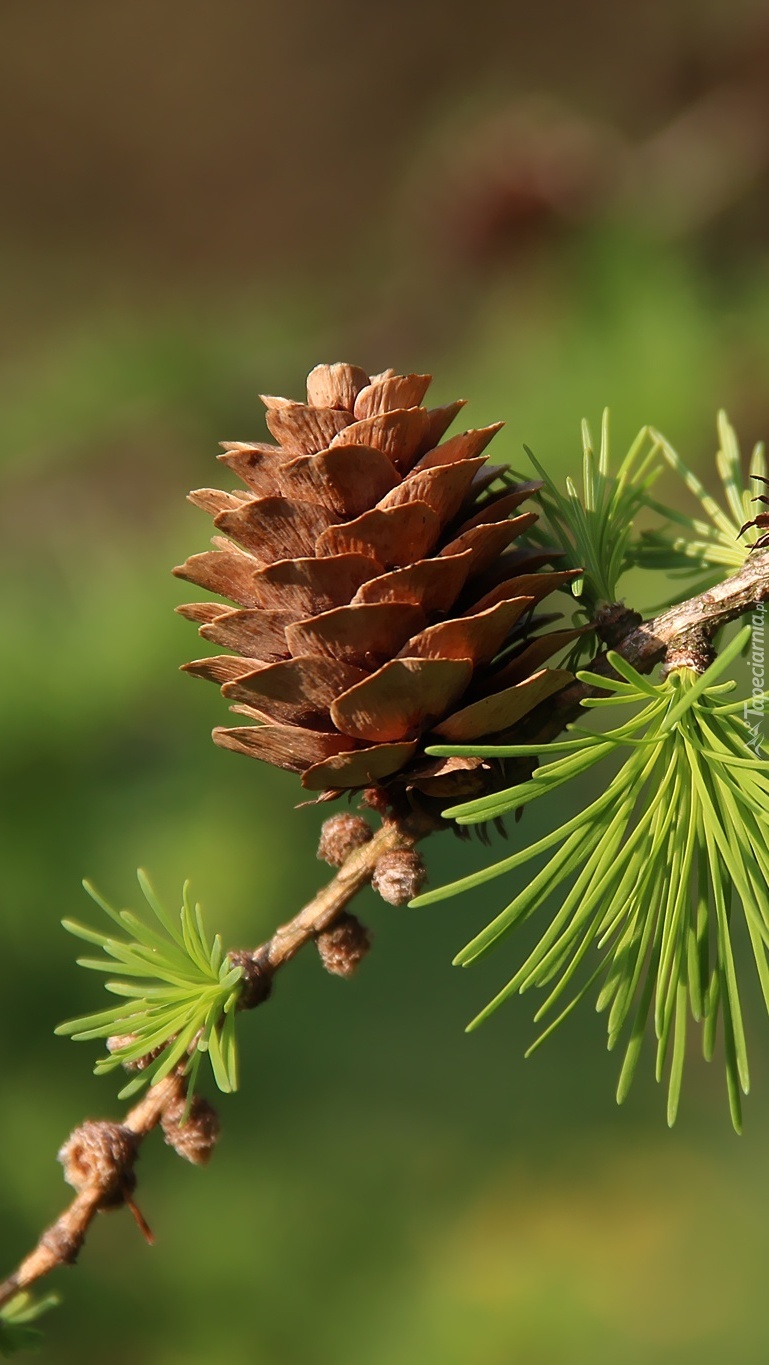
4 2 769 1361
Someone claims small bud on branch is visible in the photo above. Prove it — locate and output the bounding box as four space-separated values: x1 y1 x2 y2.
161 1094 221 1166
317 814 373 867
372 850 427 905
316 913 371 977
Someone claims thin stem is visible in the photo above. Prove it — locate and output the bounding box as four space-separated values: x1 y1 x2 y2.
0 819 422 1312
254 818 419 973
0 1074 182 1311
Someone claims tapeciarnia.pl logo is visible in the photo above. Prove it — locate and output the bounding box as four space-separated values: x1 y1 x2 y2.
744 602 766 753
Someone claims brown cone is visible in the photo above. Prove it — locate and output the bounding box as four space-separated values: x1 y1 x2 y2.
58 1121 138 1205
317 813 373 867
316 913 371 977
372 849 427 905
161 1093 221 1166
175 364 577 803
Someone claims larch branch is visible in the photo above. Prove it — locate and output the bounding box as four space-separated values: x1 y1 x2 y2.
2 547 769 1312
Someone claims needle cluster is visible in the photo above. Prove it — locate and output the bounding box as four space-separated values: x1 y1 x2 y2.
636 411 766 597
0 1293 58 1357
56 873 243 1101
522 411 663 616
415 626 769 1129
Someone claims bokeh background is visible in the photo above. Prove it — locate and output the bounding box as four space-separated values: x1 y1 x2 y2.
4 2 769 1361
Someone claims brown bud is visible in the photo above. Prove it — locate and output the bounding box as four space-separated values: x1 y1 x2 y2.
227 949 274 1009
359 787 393 817
58 1121 138 1206
161 1093 221 1166
107 1034 165 1072
660 636 715 678
316 913 371 978
372 849 427 905
595 602 641 648
317 813 372 867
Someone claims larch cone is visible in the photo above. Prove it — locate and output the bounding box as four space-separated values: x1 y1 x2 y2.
174 363 578 811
